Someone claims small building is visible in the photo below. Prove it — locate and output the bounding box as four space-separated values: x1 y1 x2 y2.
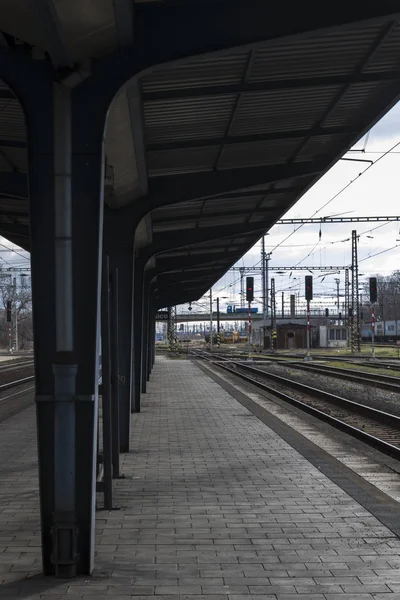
252 320 317 350
319 325 348 348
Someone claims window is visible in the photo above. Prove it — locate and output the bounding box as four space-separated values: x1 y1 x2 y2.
341 328 347 340
329 329 335 340
335 329 341 340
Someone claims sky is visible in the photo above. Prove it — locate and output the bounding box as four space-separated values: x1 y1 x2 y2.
1 100 400 314
189 101 400 314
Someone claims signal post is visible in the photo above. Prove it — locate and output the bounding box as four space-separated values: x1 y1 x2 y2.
305 275 313 361
246 277 254 352
369 277 377 359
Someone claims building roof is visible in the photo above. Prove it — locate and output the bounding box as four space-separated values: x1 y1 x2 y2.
0 3 400 304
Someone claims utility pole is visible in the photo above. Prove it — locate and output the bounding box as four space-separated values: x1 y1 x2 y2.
209 288 213 351
12 276 19 352
262 237 266 321
239 267 245 308
281 292 284 319
351 230 360 353
334 278 340 325
345 268 350 346
270 278 276 351
216 297 220 334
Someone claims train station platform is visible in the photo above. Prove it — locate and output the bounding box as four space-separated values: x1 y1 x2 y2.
2 356 400 598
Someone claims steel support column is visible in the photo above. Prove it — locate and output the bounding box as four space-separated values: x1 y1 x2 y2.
147 283 156 380
141 271 151 393
132 259 144 412
28 80 106 575
107 250 133 451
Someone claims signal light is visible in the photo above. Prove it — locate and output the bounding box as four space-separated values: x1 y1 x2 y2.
246 277 254 303
369 277 377 303
305 275 313 301
325 308 329 317
6 300 11 323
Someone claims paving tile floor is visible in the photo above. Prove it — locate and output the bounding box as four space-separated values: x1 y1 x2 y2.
2 356 400 598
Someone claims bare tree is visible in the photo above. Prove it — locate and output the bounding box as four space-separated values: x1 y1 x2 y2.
362 271 400 322
0 273 32 349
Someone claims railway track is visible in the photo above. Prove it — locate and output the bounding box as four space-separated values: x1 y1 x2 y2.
247 358 400 393
0 363 35 423
192 350 400 461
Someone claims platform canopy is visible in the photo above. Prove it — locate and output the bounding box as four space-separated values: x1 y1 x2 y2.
0 1 400 305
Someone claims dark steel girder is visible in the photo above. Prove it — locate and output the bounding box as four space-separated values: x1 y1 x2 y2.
93 1 400 104
155 292 201 310
157 281 214 297
204 187 303 200
0 223 29 238
143 72 400 103
0 139 26 149
0 89 15 100
140 224 266 262
158 268 221 284
146 126 355 153
156 253 234 274
148 161 325 212
0 172 28 199
152 207 279 226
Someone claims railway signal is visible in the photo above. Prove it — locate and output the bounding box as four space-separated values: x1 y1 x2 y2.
246 277 254 302
369 277 377 303
6 300 11 323
304 276 313 361
246 277 254 350
369 277 377 358
305 276 313 301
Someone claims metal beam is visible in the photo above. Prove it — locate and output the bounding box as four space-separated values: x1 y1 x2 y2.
0 89 15 99
148 161 324 211
158 268 221 284
156 253 235 273
0 223 29 238
152 207 279 226
276 216 400 224
96 1 400 101
143 72 400 102
32 0 72 68
0 139 26 148
146 126 355 152
0 172 28 198
112 0 134 46
145 224 266 259
230 265 349 271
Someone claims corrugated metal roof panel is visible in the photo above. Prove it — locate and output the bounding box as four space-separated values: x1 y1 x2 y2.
153 220 198 232
148 146 220 176
199 215 247 227
249 24 382 82
0 100 26 141
260 194 291 209
230 86 338 135
324 81 384 128
142 49 249 92
365 21 400 73
296 133 348 162
144 95 235 143
0 147 28 172
218 138 300 168
202 198 261 213
153 203 202 220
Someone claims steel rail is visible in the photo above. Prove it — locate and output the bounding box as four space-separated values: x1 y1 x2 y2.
192 350 400 461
